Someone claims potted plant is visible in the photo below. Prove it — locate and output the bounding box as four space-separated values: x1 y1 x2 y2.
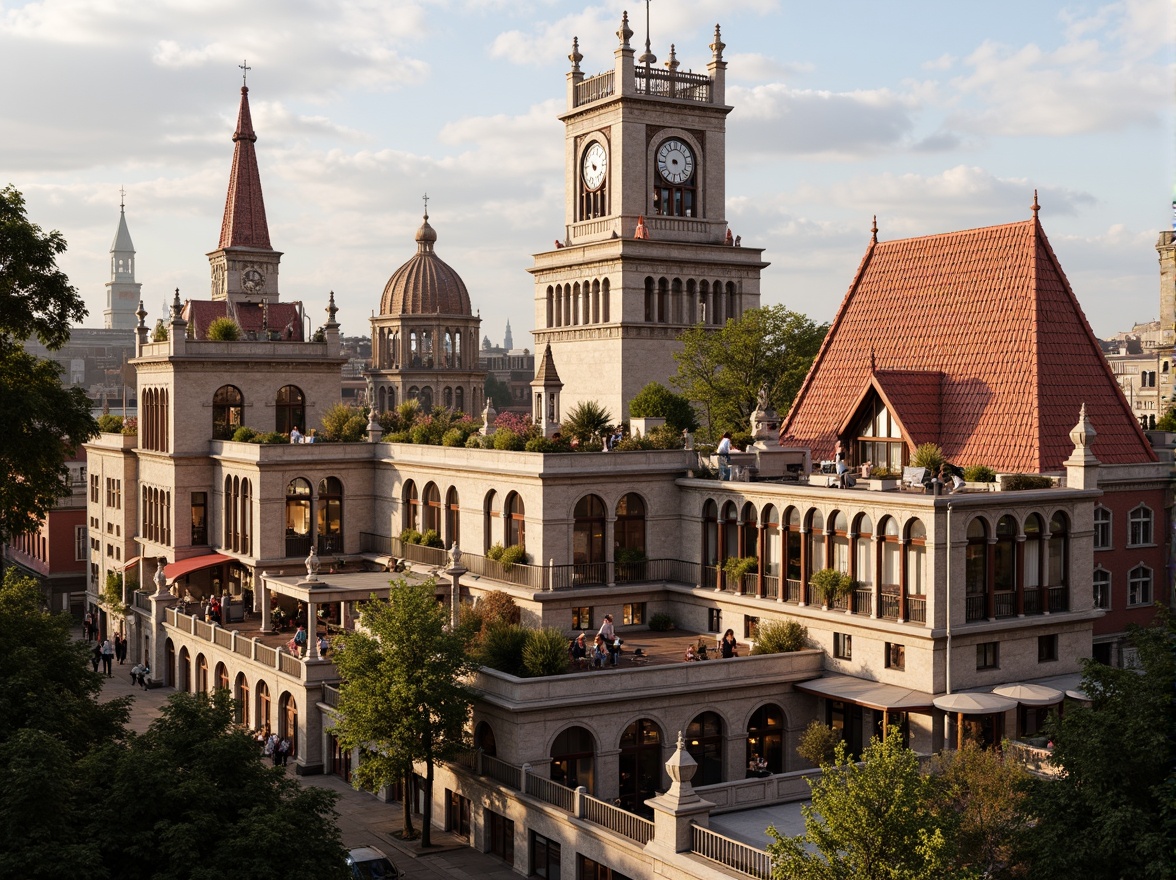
810 568 853 610
723 556 758 592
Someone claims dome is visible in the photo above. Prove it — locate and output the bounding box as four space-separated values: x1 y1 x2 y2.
379 214 472 316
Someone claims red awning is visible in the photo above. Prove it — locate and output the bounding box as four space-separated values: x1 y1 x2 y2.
121 556 141 572
164 553 234 584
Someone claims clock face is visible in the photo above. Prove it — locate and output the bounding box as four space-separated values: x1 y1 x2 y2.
582 142 607 191
241 267 265 294
657 138 695 184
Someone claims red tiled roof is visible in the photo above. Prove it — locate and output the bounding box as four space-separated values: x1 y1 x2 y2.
781 216 1154 472
183 300 304 341
218 86 272 250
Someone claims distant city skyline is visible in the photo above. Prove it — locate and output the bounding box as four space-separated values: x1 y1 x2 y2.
1 0 1171 341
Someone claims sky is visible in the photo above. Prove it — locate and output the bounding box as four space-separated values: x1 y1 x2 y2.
1 0 1172 345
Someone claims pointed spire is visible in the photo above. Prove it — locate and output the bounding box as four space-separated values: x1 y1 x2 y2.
111 198 135 254
218 83 272 250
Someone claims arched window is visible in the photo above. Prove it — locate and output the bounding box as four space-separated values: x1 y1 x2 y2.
212 385 243 440
240 479 251 555
879 516 900 618
746 704 785 774
854 513 873 591
721 501 738 567
235 672 250 727
196 654 209 693
279 693 298 760
551 726 596 793
644 277 655 323
317 477 343 555
443 331 453 368
483 490 497 553
615 493 646 560
1128 505 1153 546
830 511 850 575
410 331 420 366
504 492 525 549
275 385 305 435
445 486 460 549
422 482 442 535
215 662 229 692
285 478 312 557
619 719 663 814
443 387 453 409
905 519 926 595
1048 512 1068 599
653 139 697 219
1128 565 1153 606
702 500 718 569
994 515 1017 617
573 494 606 570
419 386 433 410
1023 514 1044 612
807 509 826 580
687 711 724 786
1093 506 1111 549
784 507 802 598
741 502 758 559
223 476 233 547
762 505 779 580
403 481 419 532
455 386 464 413
257 681 271 734
966 518 989 622
474 721 497 757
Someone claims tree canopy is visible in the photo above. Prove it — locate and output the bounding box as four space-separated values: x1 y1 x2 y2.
331 578 477 846
0 185 97 546
672 305 827 441
484 373 512 410
1024 613 1176 880
0 571 349 880
628 381 698 433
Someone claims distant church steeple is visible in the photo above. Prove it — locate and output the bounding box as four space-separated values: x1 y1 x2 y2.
208 65 283 304
104 188 141 330
504 320 514 350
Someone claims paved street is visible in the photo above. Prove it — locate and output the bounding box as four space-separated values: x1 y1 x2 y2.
93 640 518 879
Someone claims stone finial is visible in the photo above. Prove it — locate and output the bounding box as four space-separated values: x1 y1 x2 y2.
871 214 878 244
1064 402 1100 489
665 44 679 72
304 547 321 582
662 729 701 804
1032 189 1040 217
170 288 183 320
136 300 147 328
326 290 339 327
448 542 463 570
480 398 497 436
617 11 633 48
152 556 168 597
569 37 582 72
1069 403 1097 451
710 23 725 60
366 397 383 443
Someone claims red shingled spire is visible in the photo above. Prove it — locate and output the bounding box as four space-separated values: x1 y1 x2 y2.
218 86 271 249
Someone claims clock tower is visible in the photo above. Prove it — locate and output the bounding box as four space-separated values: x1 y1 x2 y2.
530 14 768 422
207 79 283 306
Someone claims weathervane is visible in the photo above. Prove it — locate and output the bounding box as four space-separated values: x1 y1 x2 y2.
239 59 251 86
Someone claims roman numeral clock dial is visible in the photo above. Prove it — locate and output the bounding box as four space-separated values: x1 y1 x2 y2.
657 139 694 184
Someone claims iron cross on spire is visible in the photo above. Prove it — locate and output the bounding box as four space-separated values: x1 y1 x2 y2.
119 185 126 209
239 59 251 86
422 192 429 219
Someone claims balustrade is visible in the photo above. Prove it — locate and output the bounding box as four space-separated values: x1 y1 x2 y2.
692 825 772 879
965 594 986 622
852 588 873 615
906 595 926 623
994 591 1016 618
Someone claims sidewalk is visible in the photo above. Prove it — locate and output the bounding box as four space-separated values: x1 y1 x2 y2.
93 637 517 879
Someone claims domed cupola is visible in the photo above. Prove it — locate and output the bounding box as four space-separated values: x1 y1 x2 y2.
379 213 473 317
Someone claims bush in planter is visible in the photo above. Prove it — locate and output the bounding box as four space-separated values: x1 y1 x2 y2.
492 429 527 451
420 529 443 548
869 466 900 478
796 720 840 767
750 619 808 654
1002 474 1053 491
477 621 528 677
249 431 286 444
97 414 124 434
648 612 675 631
810 568 853 606
400 528 423 545
206 316 241 341
963 464 996 483
911 442 945 474
723 556 758 585
498 545 528 571
522 627 571 677
232 426 258 443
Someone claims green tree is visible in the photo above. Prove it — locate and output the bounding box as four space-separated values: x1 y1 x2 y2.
320 402 366 442
484 373 512 410
628 381 698 432
673 305 827 441
768 730 952 880
331 578 476 847
0 187 97 552
84 690 349 880
562 400 613 445
929 740 1031 880
1024 614 1175 880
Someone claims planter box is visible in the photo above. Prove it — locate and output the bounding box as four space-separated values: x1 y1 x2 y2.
861 478 900 491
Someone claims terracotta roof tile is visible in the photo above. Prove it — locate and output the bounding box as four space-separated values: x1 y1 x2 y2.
781 217 1154 471
183 301 303 341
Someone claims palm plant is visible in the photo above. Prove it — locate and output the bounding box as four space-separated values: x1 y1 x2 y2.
562 400 613 445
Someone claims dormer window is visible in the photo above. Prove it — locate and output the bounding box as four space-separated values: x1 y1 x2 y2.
852 395 905 472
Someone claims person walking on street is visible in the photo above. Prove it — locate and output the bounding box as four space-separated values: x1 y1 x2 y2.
278 736 291 767
90 641 102 673
597 613 619 667
266 733 279 766
113 633 126 665
83 612 93 641
100 638 115 676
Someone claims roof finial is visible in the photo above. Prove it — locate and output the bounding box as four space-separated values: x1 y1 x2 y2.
1032 189 1040 217
119 185 126 210
639 0 656 66
569 36 582 72
239 59 250 87
871 214 878 244
326 290 339 327
617 11 633 48
711 24 725 61
422 192 429 221
665 43 679 72
869 346 876 372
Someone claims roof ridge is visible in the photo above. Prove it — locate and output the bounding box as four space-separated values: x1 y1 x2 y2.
872 218 1034 248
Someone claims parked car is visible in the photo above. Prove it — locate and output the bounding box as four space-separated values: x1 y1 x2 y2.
346 844 402 879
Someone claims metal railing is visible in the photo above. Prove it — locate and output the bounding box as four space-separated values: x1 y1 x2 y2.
359 531 393 555
583 794 654 844
906 596 926 623
879 592 900 620
994 591 1015 618
575 70 615 105
464 553 545 589
482 754 521 789
1023 587 1042 615
965 594 986 621
525 773 576 812
1047 586 1068 612
634 66 712 102
852 587 873 615
549 562 607 590
692 825 772 879
763 574 779 600
785 579 802 603
740 572 759 596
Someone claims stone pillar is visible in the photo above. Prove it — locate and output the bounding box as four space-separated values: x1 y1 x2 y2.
645 732 715 854
259 571 273 634
146 586 177 688
306 599 319 660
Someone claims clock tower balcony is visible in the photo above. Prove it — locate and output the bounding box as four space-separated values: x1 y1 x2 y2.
568 214 724 247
